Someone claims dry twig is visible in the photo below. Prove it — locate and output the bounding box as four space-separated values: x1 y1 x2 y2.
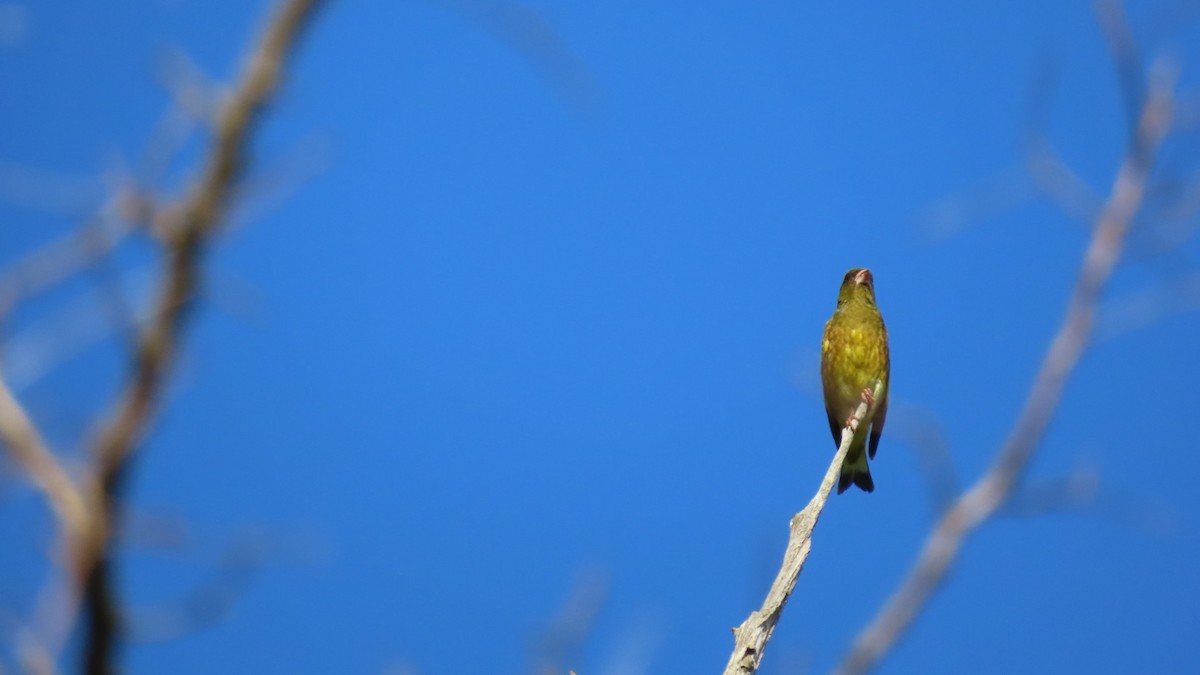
0 374 85 543
723 381 884 675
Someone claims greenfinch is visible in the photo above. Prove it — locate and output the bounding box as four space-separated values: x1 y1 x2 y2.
820 268 890 493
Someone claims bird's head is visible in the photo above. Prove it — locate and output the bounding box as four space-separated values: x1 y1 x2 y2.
838 267 876 306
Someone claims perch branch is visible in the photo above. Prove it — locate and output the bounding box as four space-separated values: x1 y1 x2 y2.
723 380 884 675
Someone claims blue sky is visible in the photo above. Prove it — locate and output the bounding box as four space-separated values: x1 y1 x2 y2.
2 1 1199 673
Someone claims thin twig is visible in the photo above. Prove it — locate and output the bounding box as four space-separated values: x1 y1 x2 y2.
884 402 959 515
834 23 1175 675
123 535 275 644
0 374 85 543
723 381 884 675
430 0 602 112
1022 53 1104 225
1098 269 1200 339
0 202 138 320
531 569 608 675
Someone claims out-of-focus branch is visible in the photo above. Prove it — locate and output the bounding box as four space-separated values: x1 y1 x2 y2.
834 12 1175 674
723 381 884 675
429 0 601 112
915 166 1034 241
1098 269 1200 339
1128 174 1200 258
0 374 85 544
86 0 324 506
883 401 959 515
1003 465 1175 534
999 466 1102 517
1097 0 1146 141
2 279 143 392
69 1 325 672
531 569 608 675
1022 53 1105 225
124 535 274 644
0 161 100 215
0 196 141 320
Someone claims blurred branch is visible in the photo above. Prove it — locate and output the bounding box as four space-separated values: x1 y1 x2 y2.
0 196 142 320
835 5 1175 672
1025 141 1104 224
155 48 221 127
1097 269 1200 338
50 1 327 672
883 401 959 515
229 133 333 228
1128 173 1200 257
0 373 85 545
1000 465 1103 517
723 381 883 675
2 282 136 392
0 161 101 215
1000 463 1175 535
16 626 55 675
1097 0 1147 142
530 569 607 675
1022 52 1105 225
429 0 601 112
125 535 275 644
915 166 1033 241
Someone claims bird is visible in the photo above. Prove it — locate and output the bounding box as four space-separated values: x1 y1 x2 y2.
820 267 890 494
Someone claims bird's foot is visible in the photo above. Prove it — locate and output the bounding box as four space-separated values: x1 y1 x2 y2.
860 387 876 406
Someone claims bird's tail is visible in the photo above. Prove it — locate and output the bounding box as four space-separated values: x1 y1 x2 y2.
837 445 874 494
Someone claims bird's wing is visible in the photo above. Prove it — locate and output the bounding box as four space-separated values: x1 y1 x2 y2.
868 390 887 460
825 402 843 447
821 318 845 446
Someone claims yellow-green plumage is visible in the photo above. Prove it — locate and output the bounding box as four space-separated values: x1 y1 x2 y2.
821 268 890 494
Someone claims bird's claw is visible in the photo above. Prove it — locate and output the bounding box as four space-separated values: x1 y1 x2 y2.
860 387 876 406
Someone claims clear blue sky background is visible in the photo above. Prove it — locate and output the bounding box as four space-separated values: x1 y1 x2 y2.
1 1 1199 673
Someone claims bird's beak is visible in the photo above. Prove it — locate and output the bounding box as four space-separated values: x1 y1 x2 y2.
854 269 873 286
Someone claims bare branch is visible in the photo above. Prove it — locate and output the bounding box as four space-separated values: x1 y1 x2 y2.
1000 465 1103 517
124 536 274 644
1002 465 1175 534
429 0 602 113
1097 0 1146 140
1024 136 1105 224
531 569 608 675
154 48 221 126
0 373 85 546
228 134 333 228
0 161 100 215
69 1 326 671
723 380 884 675
883 402 959 515
834 25 1176 675
0 198 139 320
2 282 136 392
1127 173 1200 257
84 0 322 492
1022 53 1105 224
1097 269 1200 339
915 166 1034 241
